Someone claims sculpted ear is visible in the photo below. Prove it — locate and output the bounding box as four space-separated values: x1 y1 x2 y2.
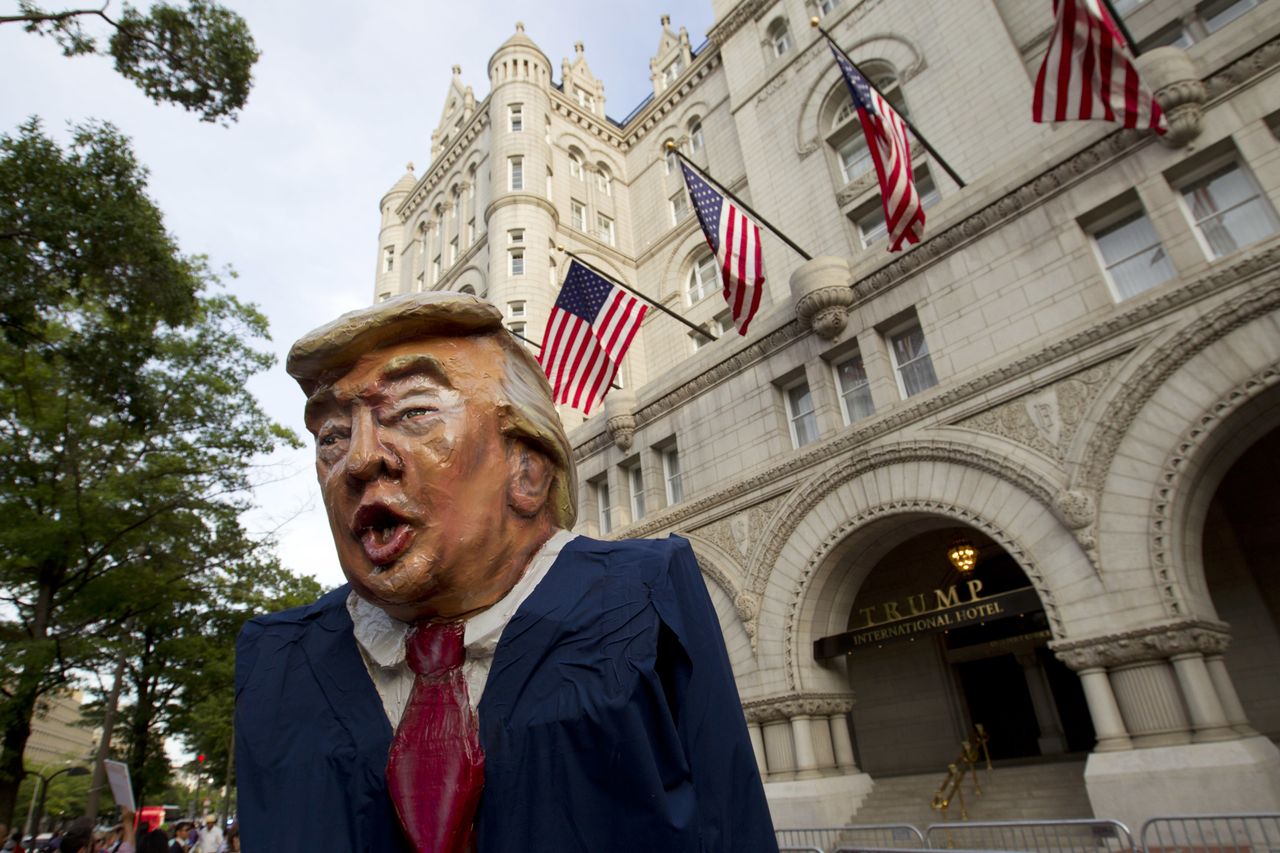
506 439 554 518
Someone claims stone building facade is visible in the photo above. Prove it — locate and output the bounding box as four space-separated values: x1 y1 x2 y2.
371 0 1280 830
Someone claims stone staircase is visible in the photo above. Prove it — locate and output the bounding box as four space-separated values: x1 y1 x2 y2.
851 760 1094 828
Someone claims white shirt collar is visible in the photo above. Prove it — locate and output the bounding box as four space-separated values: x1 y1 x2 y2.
347 529 578 667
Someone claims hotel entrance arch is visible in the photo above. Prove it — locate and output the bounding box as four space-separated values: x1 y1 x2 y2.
815 520 1094 775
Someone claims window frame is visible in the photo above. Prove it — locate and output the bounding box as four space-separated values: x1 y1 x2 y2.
509 248 525 277
1174 158 1280 260
832 351 875 425
382 246 394 273
509 156 524 191
885 317 939 399
662 447 683 505
783 378 819 449
627 465 646 522
509 103 523 133
595 478 612 535
670 191 690 226
571 199 587 231
597 213 615 246
1088 204 1176 301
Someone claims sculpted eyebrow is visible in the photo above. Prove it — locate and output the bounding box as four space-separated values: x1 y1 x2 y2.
379 354 454 389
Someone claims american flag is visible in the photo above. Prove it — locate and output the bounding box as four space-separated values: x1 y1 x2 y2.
679 162 764 335
538 260 647 414
828 38 925 252
1032 0 1167 134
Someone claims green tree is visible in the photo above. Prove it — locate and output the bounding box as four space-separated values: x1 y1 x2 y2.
0 119 299 824
2 0 259 123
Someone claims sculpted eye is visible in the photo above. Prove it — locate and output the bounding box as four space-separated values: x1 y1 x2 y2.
401 406 437 420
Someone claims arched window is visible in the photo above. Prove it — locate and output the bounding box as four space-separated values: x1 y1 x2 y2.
688 120 704 155
687 251 719 304
460 283 476 295
826 64 910 186
663 140 678 175
767 18 791 58
569 148 584 180
596 163 612 196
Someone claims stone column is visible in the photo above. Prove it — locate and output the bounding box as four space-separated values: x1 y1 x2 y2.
1204 654 1256 736
761 720 795 781
1170 652 1236 742
1110 660 1192 746
747 722 767 778
829 712 858 771
1076 667 1133 751
789 714 822 780
1016 651 1066 755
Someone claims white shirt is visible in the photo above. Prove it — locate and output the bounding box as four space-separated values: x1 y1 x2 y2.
347 529 578 728
197 825 223 853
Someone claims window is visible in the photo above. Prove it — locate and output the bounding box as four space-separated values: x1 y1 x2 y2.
596 479 612 534
767 19 792 58
687 252 718 304
569 150 584 180
665 146 678 175
670 191 690 225
1092 209 1175 299
510 249 525 276
856 171 941 247
1111 0 1146 12
596 214 615 246
1180 161 1279 258
509 156 524 191
509 228 525 245
575 87 596 112
377 291 391 303
508 321 526 345
449 237 458 265
690 313 728 351
545 116 552 143
663 58 684 88
828 68 909 188
431 256 441 284
508 301 526 319
837 136 872 185
628 466 646 521
382 246 394 273
466 218 475 245
549 256 559 288
546 167 554 200
571 199 587 231
509 104 523 132
662 448 683 504
1200 0 1257 32
1139 22 1195 51
833 352 875 424
818 0 841 15
887 319 938 398
597 166 612 196
785 381 819 448
688 121 705 154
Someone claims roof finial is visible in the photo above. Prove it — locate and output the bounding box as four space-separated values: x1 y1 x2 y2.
574 41 584 55
406 161 415 173
515 21 525 33
451 64 461 75
661 14 671 26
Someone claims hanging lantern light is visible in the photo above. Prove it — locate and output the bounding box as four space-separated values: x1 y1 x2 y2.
947 537 978 573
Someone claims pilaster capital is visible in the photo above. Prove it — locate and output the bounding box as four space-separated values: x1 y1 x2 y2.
742 692 855 724
1050 619 1230 670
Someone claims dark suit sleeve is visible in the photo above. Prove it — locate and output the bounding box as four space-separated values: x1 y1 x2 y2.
652 537 778 852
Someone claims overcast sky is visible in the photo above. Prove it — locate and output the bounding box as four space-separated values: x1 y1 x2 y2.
0 1 717 590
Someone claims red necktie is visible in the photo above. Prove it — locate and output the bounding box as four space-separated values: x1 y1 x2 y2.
386 620 485 853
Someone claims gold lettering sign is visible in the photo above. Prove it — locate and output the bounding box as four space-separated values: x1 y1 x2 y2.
858 578 985 629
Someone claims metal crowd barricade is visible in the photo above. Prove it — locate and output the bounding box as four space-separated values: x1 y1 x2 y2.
836 848 1027 853
923 819 1134 853
776 824 927 853
1140 814 1280 853
778 847 825 853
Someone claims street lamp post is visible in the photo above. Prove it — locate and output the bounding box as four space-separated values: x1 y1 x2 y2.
26 765 90 837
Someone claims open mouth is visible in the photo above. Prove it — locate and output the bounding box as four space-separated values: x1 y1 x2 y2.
353 503 415 567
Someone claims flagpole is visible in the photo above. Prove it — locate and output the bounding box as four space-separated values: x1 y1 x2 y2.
1097 0 1142 56
557 246 717 341
510 321 623 389
812 20 968 189
668 144 814 262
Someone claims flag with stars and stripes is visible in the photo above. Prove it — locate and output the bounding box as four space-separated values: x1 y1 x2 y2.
538 260 647 414
679 161 765 335
1032 0 1167 134
827 35 925 252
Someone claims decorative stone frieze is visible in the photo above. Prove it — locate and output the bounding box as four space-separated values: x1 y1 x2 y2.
1053 489 1098 565
1051 620 1232 670
1136 47 1206 148
742 693 855 724
603 388 637 452
790 256 854 340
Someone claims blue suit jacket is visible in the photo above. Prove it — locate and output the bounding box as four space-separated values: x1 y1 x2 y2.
235 535 777 852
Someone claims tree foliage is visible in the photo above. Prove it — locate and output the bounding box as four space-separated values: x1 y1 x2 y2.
0 119 301 825
4 0 259 123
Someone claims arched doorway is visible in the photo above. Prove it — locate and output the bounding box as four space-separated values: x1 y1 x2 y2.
816 522 1093 775
1201 423 1280 740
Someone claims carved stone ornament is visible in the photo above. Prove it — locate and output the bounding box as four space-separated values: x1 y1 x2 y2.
1053 489 1097 563
604 388 637 452
1050 619 1231 670
790 256 854 340
1136 46 1206 148
742 692 855 724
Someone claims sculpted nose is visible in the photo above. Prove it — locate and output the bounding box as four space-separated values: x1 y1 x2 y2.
344 411 401 482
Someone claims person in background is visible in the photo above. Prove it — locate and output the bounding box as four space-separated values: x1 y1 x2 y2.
215 826 237 853
194 819 219 853
60 812 134 853
165 824 190 853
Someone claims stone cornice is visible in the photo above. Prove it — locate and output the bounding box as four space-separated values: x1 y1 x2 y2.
742 692 855 724
483 192 559 224
399 103 491 221
1050 619 1231 670
621 52 722 149
549 91 627 150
